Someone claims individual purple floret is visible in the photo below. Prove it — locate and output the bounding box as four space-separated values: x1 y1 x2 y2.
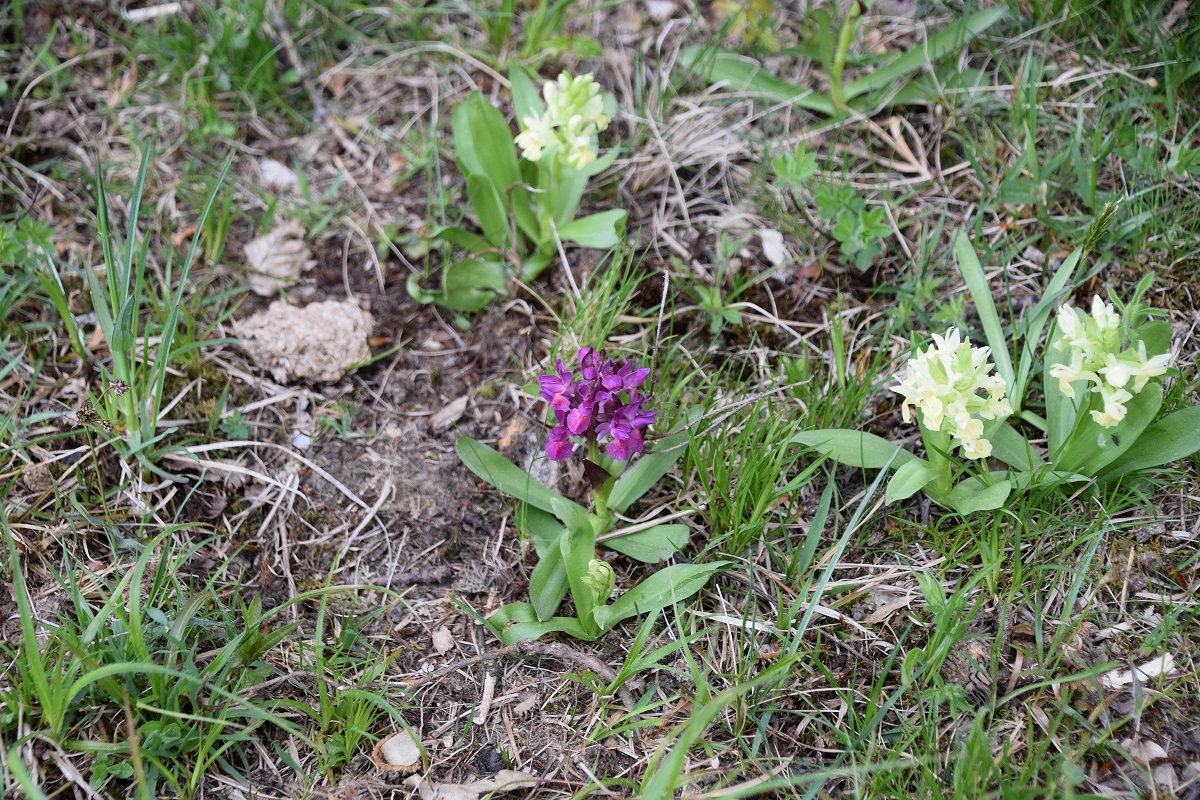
538 348 657 462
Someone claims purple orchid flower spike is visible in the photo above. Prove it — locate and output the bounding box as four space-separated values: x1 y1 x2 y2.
537 347 656 462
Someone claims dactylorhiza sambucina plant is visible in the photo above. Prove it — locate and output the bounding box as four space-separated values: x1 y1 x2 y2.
796 229 1200 516
796 328 1019 515
410 71 627 313
458 348 722 643
514 72 611 170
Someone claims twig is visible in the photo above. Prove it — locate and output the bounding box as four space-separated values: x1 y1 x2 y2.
516 640 636 710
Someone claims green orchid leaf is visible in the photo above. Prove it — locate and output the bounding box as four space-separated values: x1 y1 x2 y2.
593 561 725 631
791 429 915 469
1012 247 1081 405
1044 321 1082 457
510 184 539 241
487 602 596 644
1056 383 1162 476
430 225 494 255
943 478 1011 515
609 408 701 513
602 524 689 563
987 422 1044 471
554 498 600 635
1097 406 1200 483
521 248 555 280
556 209 627 249
452 91 520 191
464 174 510 249
955 231 1015 395
441 259 508 312
509 65 542 123
515 502 565 558
1133 321 1172 359
885 458 940 503
456 437 586 518
529 530 569 622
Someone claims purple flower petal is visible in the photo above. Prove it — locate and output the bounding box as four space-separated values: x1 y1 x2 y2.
545 426 574 461
567 405 593 435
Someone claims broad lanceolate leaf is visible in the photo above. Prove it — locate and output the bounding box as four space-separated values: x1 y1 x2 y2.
515 503 565 558
554 497 600 636
791 429 915 470
508 66 542 123
1097 406 1200 484
885 458 940 503
1044 322 1081 458
452 92 520 191
529 530 569 622
441 259 508 312
556 209 626 249
1012 247 1081 408
943 477 1011 515
456 437 587 518
591 561 725 632
1133 321 1173 359
603 524 689 563
487 602 596 644
431 225 493 255
464 174 510 249
1055 383 1163 476
609 408 702 513
987 421 1044 472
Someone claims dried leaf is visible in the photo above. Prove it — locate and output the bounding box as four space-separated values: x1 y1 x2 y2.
258 159 298 193
405 770 538 800
760 229 787 266
244 220 316 297
430 396 469 431
1102 654 1175 688
432 626 454 655
372 728 422 773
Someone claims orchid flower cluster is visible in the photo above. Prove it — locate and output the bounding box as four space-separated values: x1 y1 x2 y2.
891 328 1013 459
1049 296 1171 428
539 347 656 462
515 73 611 170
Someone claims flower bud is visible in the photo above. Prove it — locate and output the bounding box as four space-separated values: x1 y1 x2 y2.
581 559 615 604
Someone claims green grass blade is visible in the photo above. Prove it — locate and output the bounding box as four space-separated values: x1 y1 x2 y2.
954 230 1015 394
121 142 154 297
675 47 838 115
843 7 1006 101
1012 247 1082 405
